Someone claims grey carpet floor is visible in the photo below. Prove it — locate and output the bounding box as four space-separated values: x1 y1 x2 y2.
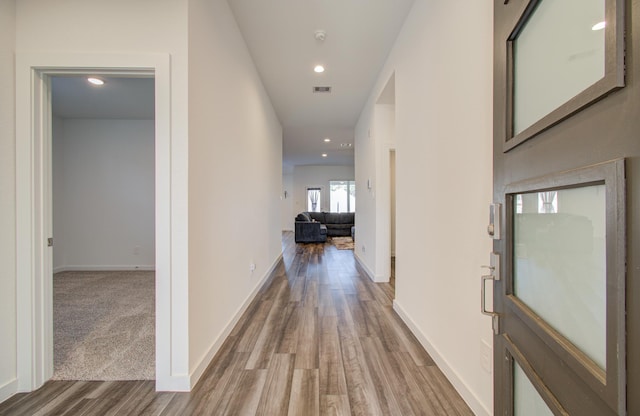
52 270 155 381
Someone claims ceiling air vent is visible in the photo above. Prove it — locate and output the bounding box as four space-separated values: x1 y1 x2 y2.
313 86 332 93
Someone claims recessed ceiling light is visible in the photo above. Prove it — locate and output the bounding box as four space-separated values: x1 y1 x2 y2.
324 138 331 142
87 77 104 86
340 143 353 148
314 65 325 73
592 21 606 31
322 153 328 158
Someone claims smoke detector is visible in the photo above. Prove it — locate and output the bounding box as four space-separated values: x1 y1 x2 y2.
314 30 326 41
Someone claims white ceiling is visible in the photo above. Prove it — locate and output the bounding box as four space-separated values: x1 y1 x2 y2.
228 0 415 171
50 0 415 171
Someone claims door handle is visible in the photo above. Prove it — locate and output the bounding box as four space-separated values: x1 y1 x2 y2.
481 253 500 334
481 273 497 317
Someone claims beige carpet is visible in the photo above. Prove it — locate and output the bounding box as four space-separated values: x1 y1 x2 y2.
330 236 355 250
53 270 155 380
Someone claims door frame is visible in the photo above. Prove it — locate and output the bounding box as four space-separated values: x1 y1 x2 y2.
15 52 178 391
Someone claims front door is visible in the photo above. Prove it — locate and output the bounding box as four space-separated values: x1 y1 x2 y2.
492 0 639 414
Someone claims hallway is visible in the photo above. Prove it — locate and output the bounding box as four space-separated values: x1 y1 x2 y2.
0 232 472 415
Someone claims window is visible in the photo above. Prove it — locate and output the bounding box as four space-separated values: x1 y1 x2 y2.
329 181 355 213
515 191 559 214
307 187 321 212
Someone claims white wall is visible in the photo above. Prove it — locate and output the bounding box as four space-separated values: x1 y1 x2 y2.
354 102 395 282
355 0 494 414
186 0 283 386
291 165 355 220
16 0 190 391
282 173 294 230
52 118 155 272
0 0 17 403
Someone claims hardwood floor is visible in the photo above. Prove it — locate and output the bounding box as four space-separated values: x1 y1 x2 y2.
0 232 472 415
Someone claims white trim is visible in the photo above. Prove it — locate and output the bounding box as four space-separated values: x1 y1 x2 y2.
156 373 190 392
354 251 378 282
393 300 491 416
189 252 284 387
52 266 156 273
15 52 180 393
354 250 388 283
0 378 18 403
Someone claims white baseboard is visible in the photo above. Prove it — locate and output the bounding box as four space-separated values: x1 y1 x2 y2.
189 252 284 388
353 252 375 282
53 265 156 273
393 300 491 416
155 375 191 392
0 378 18 404
353 252 388 283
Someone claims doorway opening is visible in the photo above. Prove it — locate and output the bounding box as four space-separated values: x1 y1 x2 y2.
373 72 396 283
50 75 156 380
15 54 177 392
390 149 396 290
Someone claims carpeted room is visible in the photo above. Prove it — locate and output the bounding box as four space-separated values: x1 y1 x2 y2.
51 76 156 381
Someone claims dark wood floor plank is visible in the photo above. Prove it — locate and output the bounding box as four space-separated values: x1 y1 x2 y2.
338 328 390 416
158 392 191 416
361 301 402 352
382 307 435 367
130 391 176 416
294 305 319 369
106 381 153 416
234 300 273 352
0 381 75 416
190 333 241 397
320 394 351 416
78 381 146 416
246 278 291 369
287 368 319 416
369 337 440 415
188 352 251 415
275 303 301 354
394 351 450 415
418 366 475 416
255 353 295 416
318 283 337 318
223 369 268 415
345 294 372 337
318 316 348 396
336 270 357 295
0 233 473 416
361 336 416 416
288 272 306 303
302 279 319 309
31 381 93 416
106 381 165 416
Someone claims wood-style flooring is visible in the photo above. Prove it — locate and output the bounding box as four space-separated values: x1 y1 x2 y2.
0 232 472 415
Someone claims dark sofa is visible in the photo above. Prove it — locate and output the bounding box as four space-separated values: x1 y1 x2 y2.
294 211 355 243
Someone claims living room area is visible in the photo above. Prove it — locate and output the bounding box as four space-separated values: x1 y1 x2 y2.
281 164 355 241
281 139 398 284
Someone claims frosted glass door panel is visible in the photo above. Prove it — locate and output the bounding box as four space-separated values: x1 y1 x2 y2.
514 362 554 416
514 0 605 134
513 185 606 369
